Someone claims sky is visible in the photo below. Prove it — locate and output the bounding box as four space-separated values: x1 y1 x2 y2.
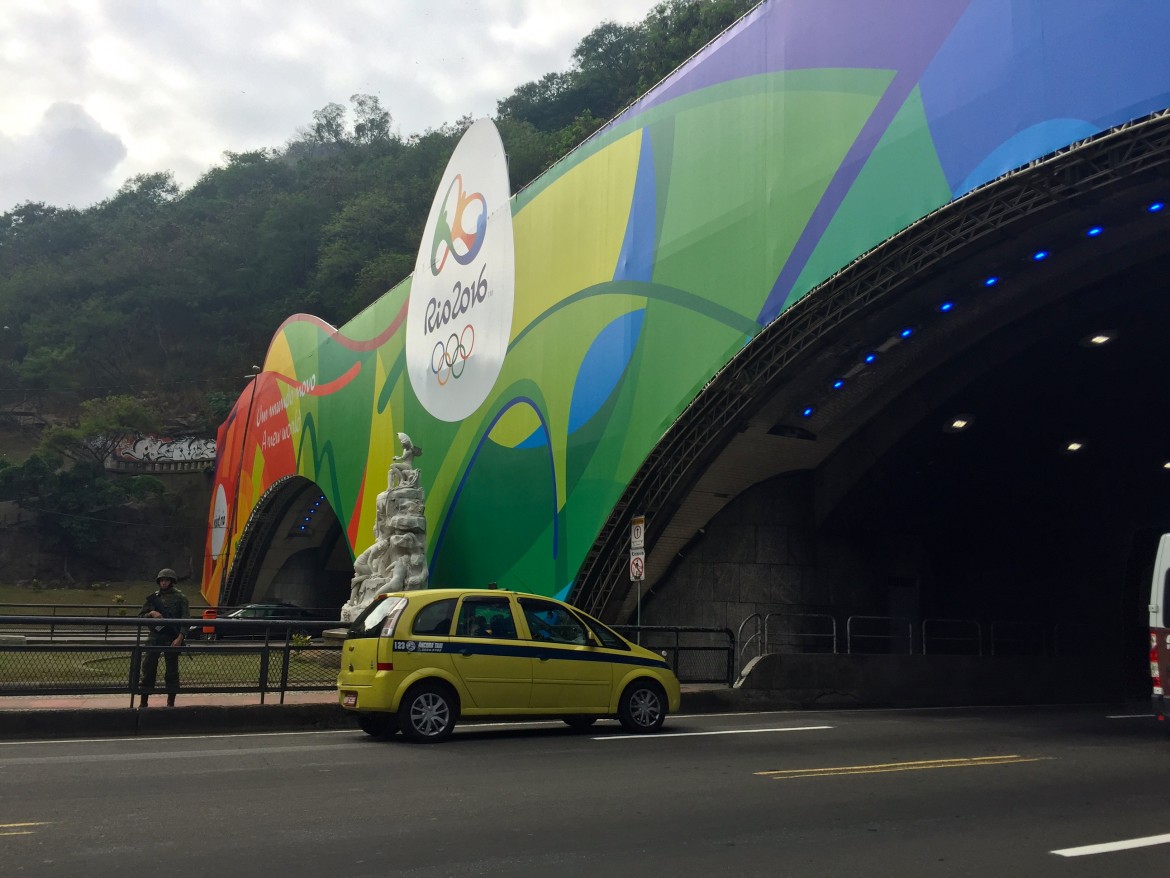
0 0 663 212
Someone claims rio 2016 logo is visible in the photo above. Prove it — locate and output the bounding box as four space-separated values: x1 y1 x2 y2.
429 175 487 275
407 120 515 423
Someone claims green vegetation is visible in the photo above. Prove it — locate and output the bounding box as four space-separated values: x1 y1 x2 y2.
0 647 336 687
0 581 207 610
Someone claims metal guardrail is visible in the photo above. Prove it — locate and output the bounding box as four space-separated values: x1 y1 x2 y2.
922 618 982 656
846 615 914 655
613 625 735 685
737 613 1109 673
0 615 342 706
765 612 838 655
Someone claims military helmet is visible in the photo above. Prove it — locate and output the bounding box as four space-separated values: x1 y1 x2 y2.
156 568 179 584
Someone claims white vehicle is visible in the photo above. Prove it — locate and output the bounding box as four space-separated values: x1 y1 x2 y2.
1149 534 1170 723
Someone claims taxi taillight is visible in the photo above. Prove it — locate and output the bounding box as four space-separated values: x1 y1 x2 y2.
379 603 405 638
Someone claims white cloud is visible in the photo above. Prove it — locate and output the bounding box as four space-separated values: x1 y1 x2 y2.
0 102 126 208
0 0 661 210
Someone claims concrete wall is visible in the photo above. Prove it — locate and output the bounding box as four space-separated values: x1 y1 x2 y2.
641 472 922 633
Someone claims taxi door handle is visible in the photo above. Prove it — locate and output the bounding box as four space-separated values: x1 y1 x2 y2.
459 649 472 657
539 656 551 662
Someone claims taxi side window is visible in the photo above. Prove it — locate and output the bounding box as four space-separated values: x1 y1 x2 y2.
411 599 455 636
519 598 588 645
455 597 517 639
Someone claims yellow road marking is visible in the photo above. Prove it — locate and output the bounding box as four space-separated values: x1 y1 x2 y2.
0 823 49 829
756 755 1046 779
0 831 35 837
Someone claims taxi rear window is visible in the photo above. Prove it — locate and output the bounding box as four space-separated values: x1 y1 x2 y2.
411 599 455 636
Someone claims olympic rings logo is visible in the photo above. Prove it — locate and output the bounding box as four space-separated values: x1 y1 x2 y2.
429 174 487 276
431 324 475 385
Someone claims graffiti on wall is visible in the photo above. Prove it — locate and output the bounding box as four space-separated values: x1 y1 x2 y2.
111 434 216 463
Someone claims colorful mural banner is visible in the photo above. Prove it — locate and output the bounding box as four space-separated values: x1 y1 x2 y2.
202 0 1170 606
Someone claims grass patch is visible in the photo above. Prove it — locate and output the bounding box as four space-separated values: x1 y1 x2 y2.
0 582 209 611
0 645 339 687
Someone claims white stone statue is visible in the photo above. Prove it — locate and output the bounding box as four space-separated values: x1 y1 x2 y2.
340 432 430 623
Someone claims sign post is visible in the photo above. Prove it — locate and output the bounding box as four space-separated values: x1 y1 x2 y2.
630 515 646 642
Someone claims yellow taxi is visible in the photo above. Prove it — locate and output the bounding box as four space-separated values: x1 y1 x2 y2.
337 587 681 742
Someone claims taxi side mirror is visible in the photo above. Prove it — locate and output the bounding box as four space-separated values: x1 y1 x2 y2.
585 630 600 647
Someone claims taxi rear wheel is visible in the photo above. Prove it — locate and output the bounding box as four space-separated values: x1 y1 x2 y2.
357 712 398 737
618 680 666 733
398 683 458 743
562 715 598 731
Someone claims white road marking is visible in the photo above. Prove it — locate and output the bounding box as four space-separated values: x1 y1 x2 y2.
1052 833 1170 857
1105 714 1155 719
593 725 832 740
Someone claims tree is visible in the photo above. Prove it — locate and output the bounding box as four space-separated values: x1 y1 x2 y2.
39 395 159 466
351 94 393 144
309 102 347 144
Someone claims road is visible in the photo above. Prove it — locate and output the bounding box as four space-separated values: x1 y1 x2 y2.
1 705 1167 877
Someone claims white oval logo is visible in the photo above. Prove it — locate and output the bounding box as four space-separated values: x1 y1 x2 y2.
407 118 515 422
210 483 229 557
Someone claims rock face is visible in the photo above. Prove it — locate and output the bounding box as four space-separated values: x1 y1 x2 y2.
340 434 429 624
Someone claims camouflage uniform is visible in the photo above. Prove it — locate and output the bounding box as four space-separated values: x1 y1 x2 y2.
138 574 189 706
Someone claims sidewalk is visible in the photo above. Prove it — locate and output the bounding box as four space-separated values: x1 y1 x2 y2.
0 685 748 740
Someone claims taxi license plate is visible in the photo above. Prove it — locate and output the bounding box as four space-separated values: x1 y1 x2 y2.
343 692 357 708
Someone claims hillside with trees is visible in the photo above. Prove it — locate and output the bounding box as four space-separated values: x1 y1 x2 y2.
0 0 756 583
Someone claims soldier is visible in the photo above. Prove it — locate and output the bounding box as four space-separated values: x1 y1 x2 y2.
137 568 189 707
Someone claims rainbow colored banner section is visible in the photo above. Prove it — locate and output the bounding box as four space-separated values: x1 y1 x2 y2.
202 0 1170 605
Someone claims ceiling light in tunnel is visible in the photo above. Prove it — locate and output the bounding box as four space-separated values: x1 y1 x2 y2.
801 406 815 418
1148 201 1165 213
1065 441 1085 453
1079 330 1116 348
1085 226 1104 237
983 276 1000 287
938 301 954 312
832 379 845 390
1162 462 1170 471
900 327 914 338
864 353 877 364
1032 250 1049 261
943 415 974 434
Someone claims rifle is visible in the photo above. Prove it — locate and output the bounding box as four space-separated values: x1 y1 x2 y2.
143 593 195 661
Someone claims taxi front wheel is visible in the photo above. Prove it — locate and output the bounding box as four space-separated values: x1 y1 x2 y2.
618 680 666 733
398 683 458 743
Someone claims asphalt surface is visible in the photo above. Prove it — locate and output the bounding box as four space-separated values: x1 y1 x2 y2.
0 704 1166 877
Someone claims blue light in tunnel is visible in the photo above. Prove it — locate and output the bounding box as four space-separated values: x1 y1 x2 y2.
864 353 877 364
983 276 1000 287
900 328 913 338
832 379 844 390
1085 226 1103 237
938 301 954 312
801 406 815 418
1032 250 1049 261
1148 201 1165 213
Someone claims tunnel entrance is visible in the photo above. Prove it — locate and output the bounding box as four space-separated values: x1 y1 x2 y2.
615 116 1170 701
219 476 352 614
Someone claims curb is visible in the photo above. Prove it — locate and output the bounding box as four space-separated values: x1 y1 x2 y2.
0 703 354 740
0 689 754 740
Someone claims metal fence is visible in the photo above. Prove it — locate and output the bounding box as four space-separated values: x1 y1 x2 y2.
0 615 342 706
736 612 1112 673
613 625 735 685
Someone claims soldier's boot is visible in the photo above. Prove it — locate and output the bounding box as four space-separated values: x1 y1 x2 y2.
166 694 176 707
140 695 150 708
